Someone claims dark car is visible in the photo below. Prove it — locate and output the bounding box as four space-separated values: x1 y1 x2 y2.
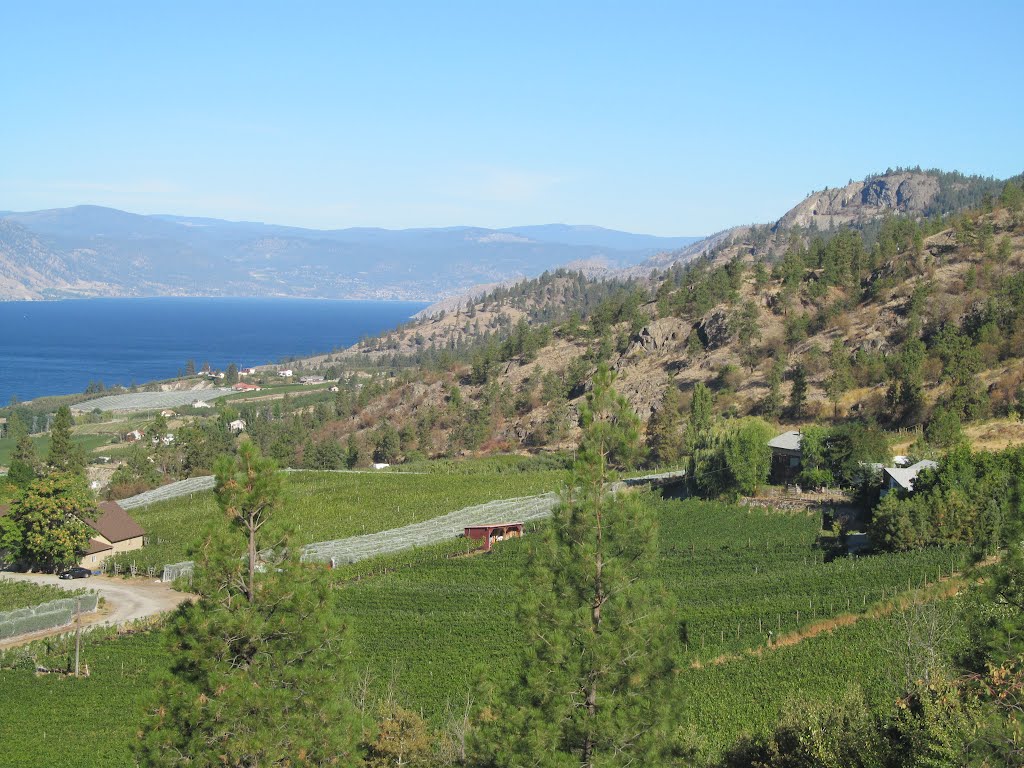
59 567 92 579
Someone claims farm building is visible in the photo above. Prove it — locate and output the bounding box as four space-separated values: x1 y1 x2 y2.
228 419 247 433
123 429 145 443
300 375 325 385
768 431 802 484
277 369 293 377
160 410 176 418
232 382 262 392
78 501 146 570
0 501 145 571
192 400 212 408
464 522 523 551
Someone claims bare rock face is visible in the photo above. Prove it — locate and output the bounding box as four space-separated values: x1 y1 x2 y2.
695 310 731 350
633 319 683 353
775 172 941 231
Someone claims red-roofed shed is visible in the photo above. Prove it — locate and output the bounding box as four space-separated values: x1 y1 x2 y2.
463 522 523 551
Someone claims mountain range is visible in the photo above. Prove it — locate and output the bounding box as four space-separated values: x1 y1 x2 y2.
0 207 700 301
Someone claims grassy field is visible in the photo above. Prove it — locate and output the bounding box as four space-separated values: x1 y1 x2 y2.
0 580 85 612
0 494 970 766
114 467 570 570
0 432 115 467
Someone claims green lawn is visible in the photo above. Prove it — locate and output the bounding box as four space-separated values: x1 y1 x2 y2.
115 467 569 570
0 433 114 467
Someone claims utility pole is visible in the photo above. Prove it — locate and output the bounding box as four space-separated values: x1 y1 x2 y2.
74 596 81 678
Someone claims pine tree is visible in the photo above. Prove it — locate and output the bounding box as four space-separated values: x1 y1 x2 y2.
476 366 679 766
789 363 808 420
137 442 361 766
46 405 86 476
646 384 685 467
8 435 39 488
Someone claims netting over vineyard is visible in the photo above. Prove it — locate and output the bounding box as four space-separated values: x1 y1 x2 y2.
0 592 99 640
72 389 233 413
119 475 216 509
302 492 559 564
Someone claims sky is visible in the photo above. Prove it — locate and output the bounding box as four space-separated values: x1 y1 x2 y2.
1 1 1021 236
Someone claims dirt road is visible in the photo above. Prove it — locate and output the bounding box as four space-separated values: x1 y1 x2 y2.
0 572 194 648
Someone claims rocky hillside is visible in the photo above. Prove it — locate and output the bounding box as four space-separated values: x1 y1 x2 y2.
281 172 1024 464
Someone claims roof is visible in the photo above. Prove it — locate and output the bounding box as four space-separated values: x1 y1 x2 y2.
84 538 113 555
83 501 145 543
883 460 939 492
465 522 524 530
768 430 802 451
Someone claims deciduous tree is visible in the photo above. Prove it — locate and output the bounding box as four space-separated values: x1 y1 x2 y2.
7 474 92 571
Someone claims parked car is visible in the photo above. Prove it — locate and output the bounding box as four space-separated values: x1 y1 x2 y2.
59 567 92 579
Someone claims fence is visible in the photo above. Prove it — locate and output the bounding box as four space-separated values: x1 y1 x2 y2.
161 561 195 584
0 592 99 641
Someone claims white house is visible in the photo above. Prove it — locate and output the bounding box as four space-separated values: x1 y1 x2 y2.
372 462 390 470
228 419 247 433
193 400 212 409
278 369 294 378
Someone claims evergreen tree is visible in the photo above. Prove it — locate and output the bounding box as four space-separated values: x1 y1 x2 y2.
476 366 679 766
8 435 39 488
137 442 360 766
646 385 685 467
46 405 86 476
345 434 361 469
225 363 239 385
788 364 808 420
213 442 283 603
689 381 714 436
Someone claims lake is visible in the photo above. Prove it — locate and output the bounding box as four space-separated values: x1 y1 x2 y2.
0 297 428 403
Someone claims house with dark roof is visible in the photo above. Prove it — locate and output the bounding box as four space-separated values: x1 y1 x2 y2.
79 501 146 569
0 500 145 571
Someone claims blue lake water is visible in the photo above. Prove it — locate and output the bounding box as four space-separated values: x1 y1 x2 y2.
0 298 428 403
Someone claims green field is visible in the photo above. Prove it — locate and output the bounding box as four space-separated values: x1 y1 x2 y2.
113 467 569 570
0 580 85 612
0 432 114 467
0 494 969 766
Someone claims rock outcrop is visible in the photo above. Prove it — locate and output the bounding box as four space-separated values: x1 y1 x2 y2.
775 172 941 231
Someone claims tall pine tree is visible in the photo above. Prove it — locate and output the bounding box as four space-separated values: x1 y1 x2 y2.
46 405 86 476
477 366 680 766
137 442 361 766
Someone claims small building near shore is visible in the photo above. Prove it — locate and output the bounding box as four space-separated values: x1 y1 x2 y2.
464 522 524 552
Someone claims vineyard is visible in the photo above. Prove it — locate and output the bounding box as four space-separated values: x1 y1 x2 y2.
0 580 85 612
111 468 569 571
0 493 973 766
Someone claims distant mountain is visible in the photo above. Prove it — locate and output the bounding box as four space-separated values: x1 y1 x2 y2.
0 206 701 301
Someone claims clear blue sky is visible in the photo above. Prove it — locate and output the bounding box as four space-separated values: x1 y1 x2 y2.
2 1 1021 236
